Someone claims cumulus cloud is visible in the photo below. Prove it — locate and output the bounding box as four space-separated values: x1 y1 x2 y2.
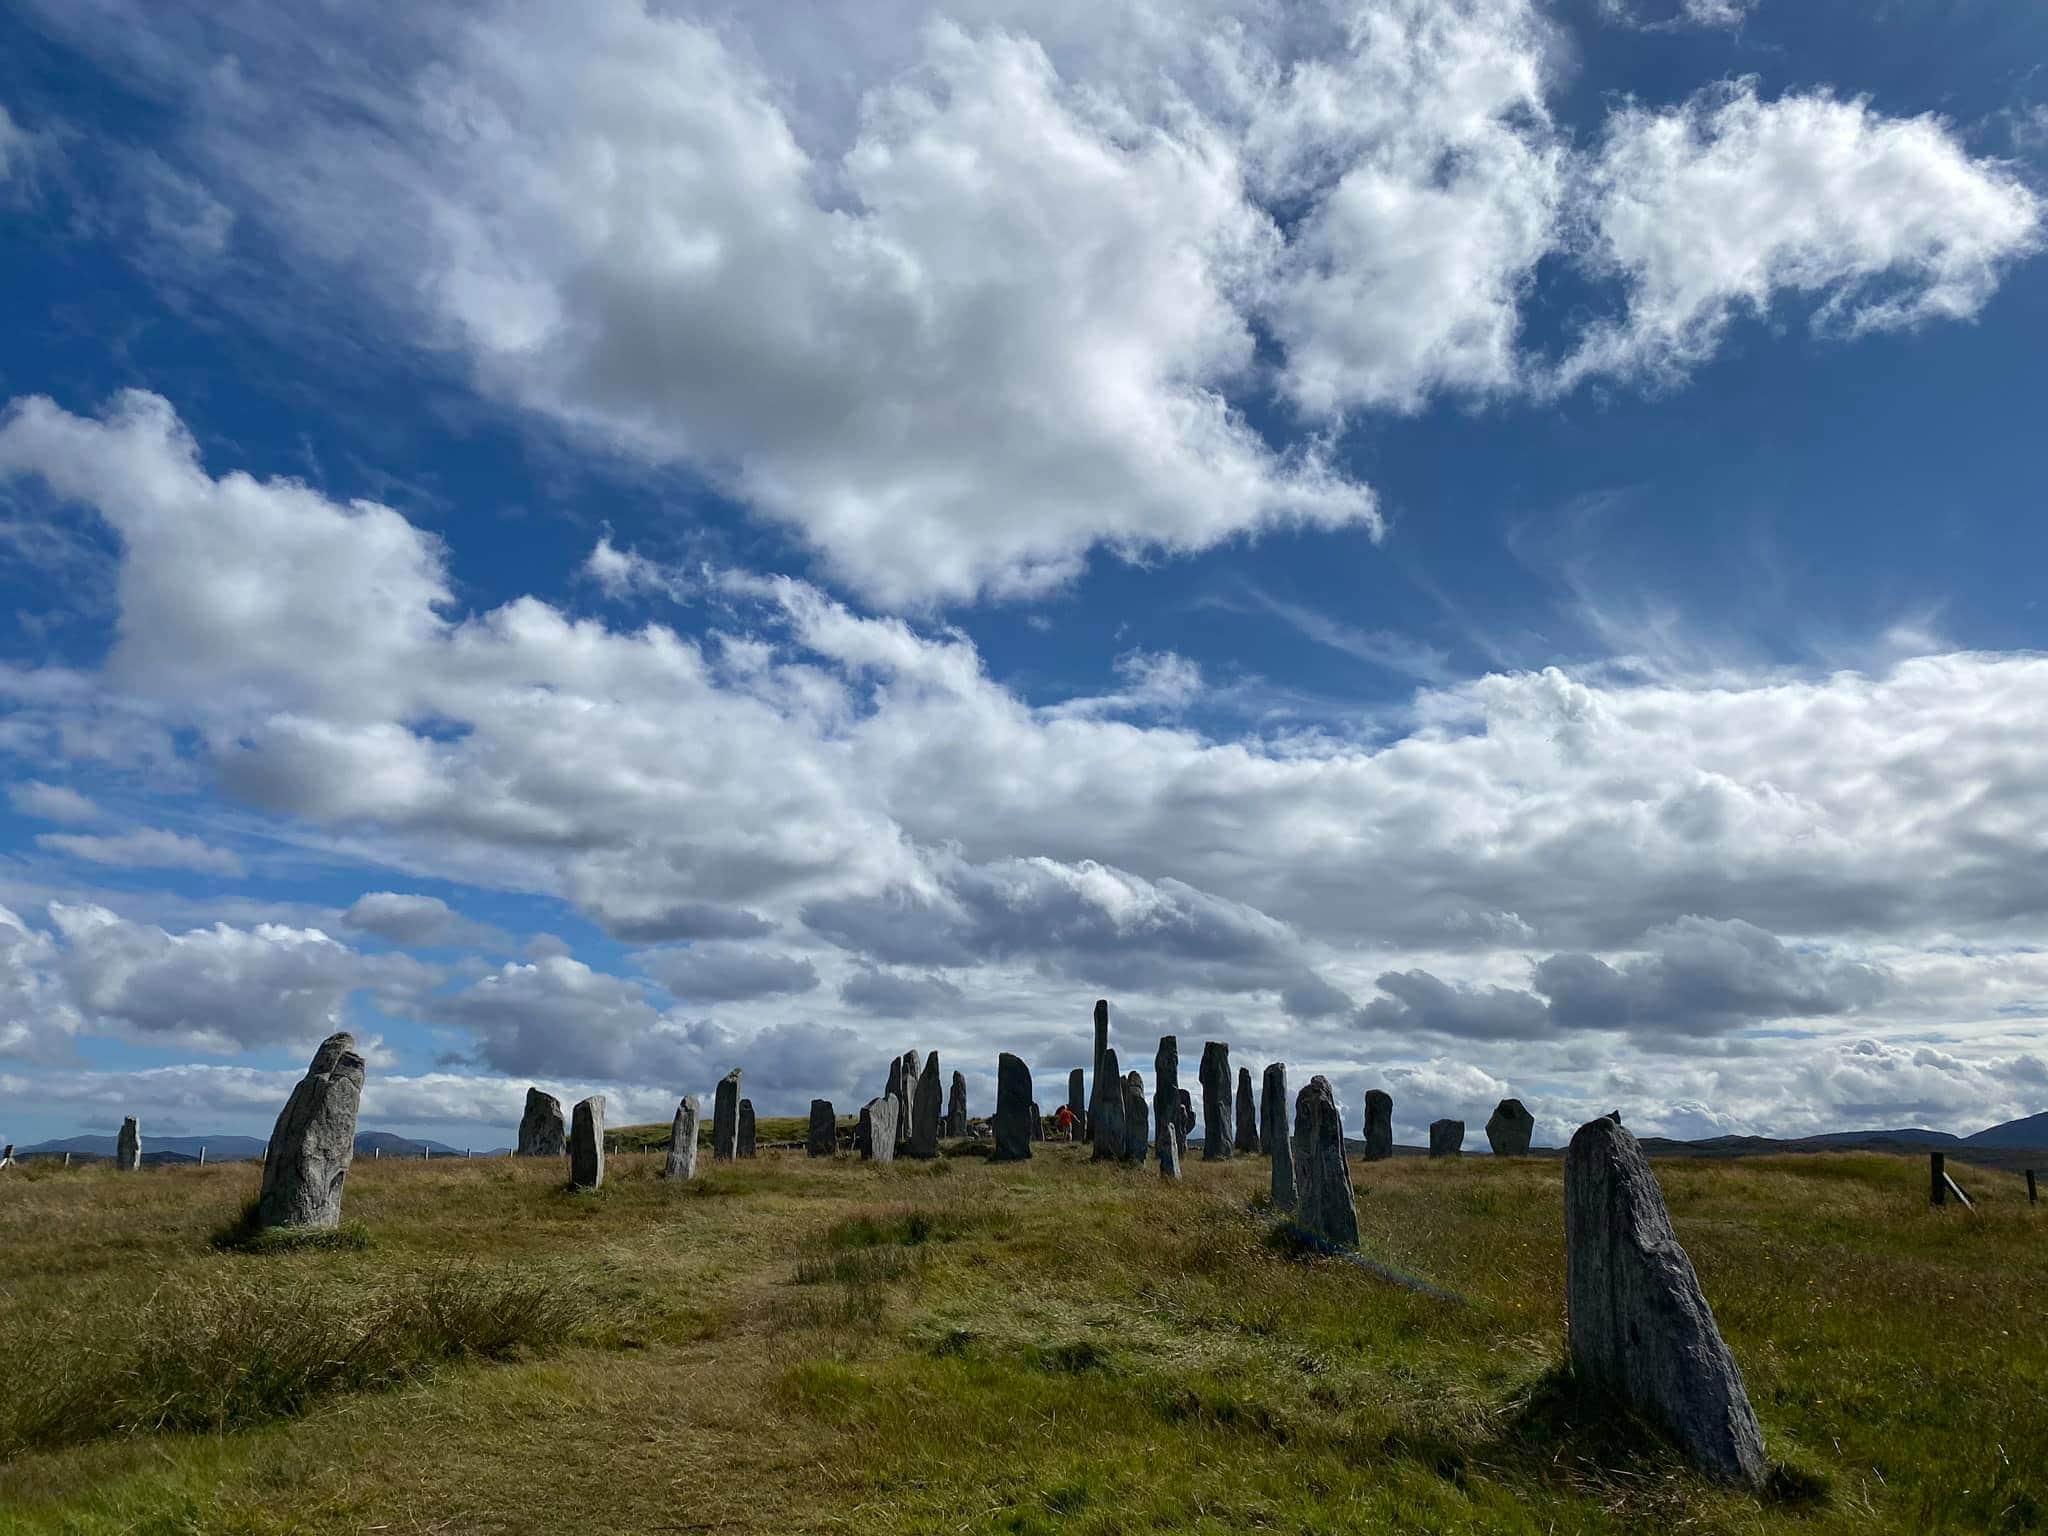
635 943 820 1004
343 892 507 951
839 966 966 1018
37 826 243 876
8 780 102 823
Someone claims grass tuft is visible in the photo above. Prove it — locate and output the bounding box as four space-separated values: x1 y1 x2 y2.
209 1197 370 1254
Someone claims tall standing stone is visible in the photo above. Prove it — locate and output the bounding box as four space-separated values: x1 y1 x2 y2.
1259 1064 1286 1154
859 1096 898 1164
569 1095 606 1190
1268 1065 1296 1210
1030 1102 1045 1142
517 1088 567 1156
1486 1098 1535 1156
808 1099 836 1157
885 1058 904 1137
1153 1035 1182 1180
1067 1067 1085 1123
1429 1118 1465 1158
1122 1072 1148 1165
911 1054 943 1158
737 1099 757 1158
993 1054 1033 1161
1198 1042 1233 1160
1234 1068 1259 1153
115 1116 141 1172
898 1051 921 1146
1363 1089 1394 1161
258 1032 364 1230
663 1096 700 1180
948 1071 968 1138
1091 1046 1125 1161
1292 1076 1357 1246
1176 1089 1194 1158
713 1070 743 1161
1564 1116 1767 1487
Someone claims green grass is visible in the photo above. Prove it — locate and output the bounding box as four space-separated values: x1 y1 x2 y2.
0 1146 2041 1533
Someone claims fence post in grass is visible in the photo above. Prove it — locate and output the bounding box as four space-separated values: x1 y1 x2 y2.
1931 1151 1943 1206
199 1146 206 1166
2028 1169 2038 1206
374 1146 380 1160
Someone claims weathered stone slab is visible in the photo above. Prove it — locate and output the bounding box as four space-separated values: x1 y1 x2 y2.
1292 1076 1356 1246
569 1095 606 1190
1486 1098 1535 1157
1565 1116 1767 1487
1153 1035 1181 1180
948 1071 968 1138
1068 1067 1085 1122
1429 1118 1465 1158
993 1053 1033 1161
1267 1065 1295 1211
808 1098 836 1157
911 1054 943 1158
898 1051 921 1145
1123 1072 1148 1165
1091 1045 1125 1161
737 1099 756 1158
1235 1067 1259 1153
1176 1089 1193 1158
258 1032 364 1230
713 1070 742 1161
1259 1064 1285 1154
1031 1102 1044 1141
115 1116 141 1172
1363 1089 1393 1161
517 1088 566 1156
1198 1042 1233 1160
664 1096 701 1180
859 1096 897 1163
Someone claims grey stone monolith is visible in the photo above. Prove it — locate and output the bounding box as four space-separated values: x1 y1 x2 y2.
1268 1065 1296 1211
911 1055 943 1158
1565 1116 1767 1487
885 1057 904 1132
1198 1042 1232 1159
1363 1089 1394 1161
1429 1118 1465 1158
517 1088 566 1156
737 1099 756 1158
1486 1098 1535 1157
1031 1102 1045 1141
1153 1035 1182 1180
1235 1068 1259 1152
859 1096 897 1163
898 1051 920 1145
115 1116 141 1171
569 1095 606 1190
1292 1076 1357 1246
808 1099 836 1157
1259 1063 1285 1153
1123 1072 1148 1165
1091 1045 1126 1161
712 1070 742 1161
1068 1067 1085 1122
663 1096 700 1180
948 1071 968 1138
993 1054 1033 1161
1176 1089 1193 1157
258 1031 364 1230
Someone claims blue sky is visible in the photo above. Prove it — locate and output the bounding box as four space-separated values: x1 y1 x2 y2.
1 0 2045 1150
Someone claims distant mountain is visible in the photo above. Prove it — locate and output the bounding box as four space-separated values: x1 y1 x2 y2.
1798 1127 1958 1149
1964 1111 2048 1149
20 1132 268 1161
354 1131 489 1158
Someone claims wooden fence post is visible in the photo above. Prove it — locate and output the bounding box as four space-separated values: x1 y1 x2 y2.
1931 1151 1945 1207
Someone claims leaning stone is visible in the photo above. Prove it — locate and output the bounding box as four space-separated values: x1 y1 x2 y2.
1259 1063 1285 1153
1153 1035 1182 1180
664 1096 701 1180
517 1088 567 1156
948 1071 968 1138
1363 1089 1394 1161
738 1099 757 1158
808 1099 836 1157
911 1054 943 1158
258 1032 365 1230
1429 1118 1465 1158
993 1053 1033 1161
1235 1067 1259 1153
1486 1098 1535 1156
712 1069 743 1161
1122 1072 1148 1165
859 1096 898 1164
1292 1076 1356 1246
1565 1116 1767 1487
1091 1046 1125 1161
569 1096 606 1189
1198 1042 1233 1160
116 1116 141 1172
1268 1065 1296 1210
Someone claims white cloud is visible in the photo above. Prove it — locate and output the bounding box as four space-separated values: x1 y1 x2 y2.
343 892 504 950
37 826 244 876
8 780 103 823
634 942 820 1004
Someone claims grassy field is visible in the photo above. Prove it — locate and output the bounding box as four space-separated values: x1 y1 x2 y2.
0 1140 2041 1534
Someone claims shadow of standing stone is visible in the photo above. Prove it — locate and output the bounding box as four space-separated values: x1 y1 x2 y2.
1564 1115 1766 1487
1487 1098 1534 1156
993 1053 1033 1161
569 1096 606 1190
664 1097 700 1180
1292 1075 1356 1246
1364 1089 1393 1161
1429 1118 1465 1158
518 1088 566 1156
259 1032 364 1230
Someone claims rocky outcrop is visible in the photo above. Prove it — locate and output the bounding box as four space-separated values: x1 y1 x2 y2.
258 1032 365 1229
517 1089 566 1156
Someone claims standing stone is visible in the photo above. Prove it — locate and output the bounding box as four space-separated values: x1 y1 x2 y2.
1267 1065 1296 1211
737 1099 757 1158
568 1095 606 1190
1030 1102 1045 1142
885 1057 904 1133
0 1143 13 1168
1259 1064 1286 1154
115 1116 141 1172
808 1099 836 1157
898 1051 920 1145
1067 1067 1085 1123
663 1096 701 1180
1363 1089 1394 1161
859 1096 898 1164
517 1088 567 1156
1292 1076 1357 1246
1564 1116 1767 1487
1152 1036 1182 1180
948 1071 968 1138
1122 1072 1148 1165
1198 1042 1233 1160
1429 1118 1465 1158
993 1054 1033 1161
258 1032 364 1230
1234 1068 1259 1153
1486 1098 1535 1157
910 1055 943 1158
712 1070 743 1161
1176 1089 1194 1158
1091 1046 1126 1161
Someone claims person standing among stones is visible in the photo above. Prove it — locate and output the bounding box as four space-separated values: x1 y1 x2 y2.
1198 1042 1233 1160
258 1032 365 1230
517 1088 567 1156
664 1097 701 1180
712 1070 743 1161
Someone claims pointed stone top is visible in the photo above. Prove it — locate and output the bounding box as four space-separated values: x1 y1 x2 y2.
309 1031 365 1086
